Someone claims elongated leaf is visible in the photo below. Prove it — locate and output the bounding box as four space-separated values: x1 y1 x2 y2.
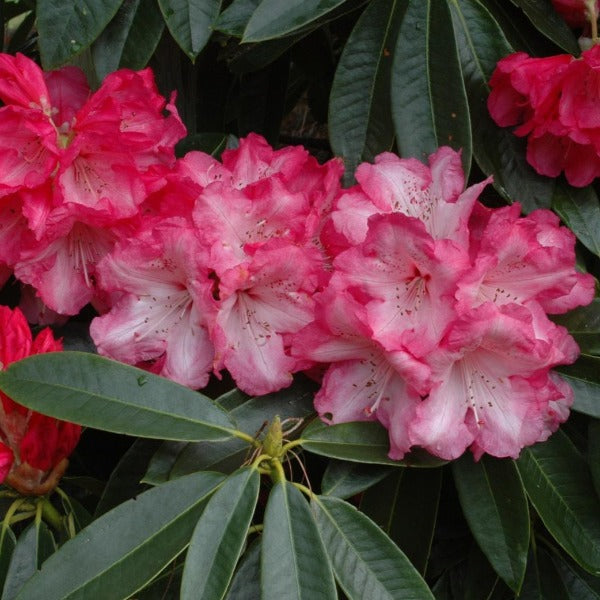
392 0 471 174
452 455 529 592
321 460 392 499
553 184 600 258
517 430 600 574
15 472 224 600
37 0 124 68
589 419 600 498
313 495 434 599
450 0 556 211
520 547 570 600
0 352 235 441
242 0 347 42
359 468 441 575
553 553 600 598
158 0 220 60
329 0 405 181
94 439 160 517
181 468 259 600
508 0 579 55
214 0 260 36
226 538 261 600
262 482 336 600
176 132 229 158
557 355 600 418
2 522 55 600
301 420 445 467
92 0 164 78
552 300 600 356
0 530 16 594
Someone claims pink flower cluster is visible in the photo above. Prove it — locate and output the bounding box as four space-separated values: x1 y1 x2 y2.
488 45 600 187
0 53 594 462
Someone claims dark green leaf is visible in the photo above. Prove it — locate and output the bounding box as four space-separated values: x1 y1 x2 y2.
176 132 229 158
92 0 164 79
225 538 261 600
359 468 441 575
553 183 600 257
450 0 556 211
313 495 434 599
181 468 259 600
0 352 235 442
37 0 124 68
15 472 224 600
301 420 446 466
520 547 569 600
508 0 579 55
0 529 16 593
143 442 188 485
2 521 55 600
321 460 392 499
158 0 221 60
589 419 600 498
392 0 471 174
214 0 260 36
242 0 348 42
552 300 600 356
517 430 600 574
262 482 336 599
557 355 600 418
94 439 160 517
329 0 405 181
553 552 600 598
452 455 529 592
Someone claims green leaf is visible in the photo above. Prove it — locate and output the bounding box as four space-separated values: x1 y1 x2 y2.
261 482 336 600
553 183 600 257
225 538 261 600
0 352 235 442
214 0 260 36
159 378 315 479
452 455 529 592
392 0 471 175
329 0 405 181
242 0 348 42
92 0 164 79
15 471 224 600
359 468 441 575
589 419 600 498
181 468 259 600
520 547 570 600
0 529 16 594
321 460 392 499
301 420 446 467
2 521 55 600
450 0 556 211
94 438 160 517
508 0 579 55
553 553 600 598
37 0 124 68
516 430 600 574
552 300 600 356
176 132 229 158
313 495 435 599
158 0 221 61
557 355 600 418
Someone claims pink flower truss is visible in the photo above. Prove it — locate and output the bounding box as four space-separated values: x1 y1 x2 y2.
488 45 600 186
293 147 594 460
0 52 186 315
551 0 598 28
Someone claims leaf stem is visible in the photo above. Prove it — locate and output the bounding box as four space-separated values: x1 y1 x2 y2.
230 429 260 447
247 524 264 535
292 481 315 500
270 459 286 484
40 498 63 532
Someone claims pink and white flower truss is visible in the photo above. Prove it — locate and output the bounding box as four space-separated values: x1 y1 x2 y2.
0 52 186 316
293 147 595 461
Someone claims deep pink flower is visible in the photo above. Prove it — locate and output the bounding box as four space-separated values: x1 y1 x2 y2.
0 306 80 494
551 0 598 28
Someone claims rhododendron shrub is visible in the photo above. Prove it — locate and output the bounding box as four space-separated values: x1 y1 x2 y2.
294 148 594 460
488 45 600 186
0 306 80 495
